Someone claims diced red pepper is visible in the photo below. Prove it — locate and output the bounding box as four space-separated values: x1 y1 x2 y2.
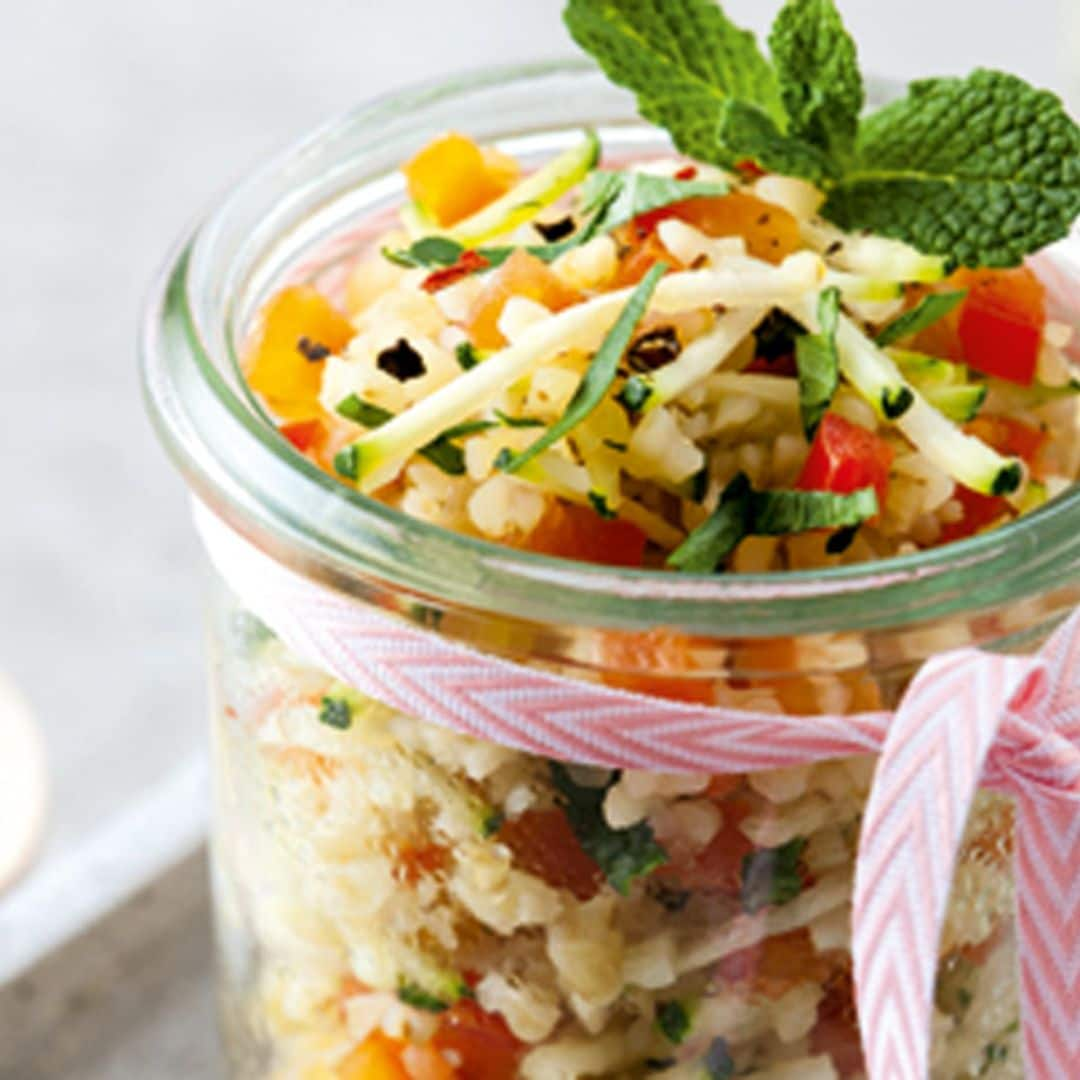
953 266 1046 385
939 415 1045 543
734 158 768 180
796 413 894 511
674 165 698 181
938 486 1010 543
279 419 324 453
421 250 491 293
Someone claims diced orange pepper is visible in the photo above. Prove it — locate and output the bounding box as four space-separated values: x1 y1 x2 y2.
716 928 832 999
612 230 681 287
396 842 449 886
465 249 582 349
403 133 519 228
401 1045 459 1080
338 1032 410 1080
242 286 354 421
598 628 715 704
965 415 1047 468
674 193 802 264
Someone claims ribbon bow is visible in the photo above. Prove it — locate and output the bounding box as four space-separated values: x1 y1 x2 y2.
196 503 1080 1079
856 614 1080 1078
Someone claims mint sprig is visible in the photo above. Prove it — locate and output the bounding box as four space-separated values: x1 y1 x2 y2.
564 0 1080 267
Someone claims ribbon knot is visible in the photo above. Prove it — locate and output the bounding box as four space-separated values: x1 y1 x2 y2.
854 613 1080 1080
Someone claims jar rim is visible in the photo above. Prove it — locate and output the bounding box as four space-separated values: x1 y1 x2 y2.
141 58 1080 638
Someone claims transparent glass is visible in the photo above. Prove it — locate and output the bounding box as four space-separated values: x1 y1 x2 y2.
142 61 1078 1079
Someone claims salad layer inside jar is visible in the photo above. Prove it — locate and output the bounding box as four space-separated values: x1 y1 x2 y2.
218 1 1080 1077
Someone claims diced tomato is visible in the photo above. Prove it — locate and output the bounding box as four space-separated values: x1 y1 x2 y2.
734 159 768 181
716 928 833 1000
431 1001 524 1080
797 413 894 510
811 967 865 1078
496 809 603 901
243 286 354 421
674 165 698 181
522 501 647 567
598 628 715 704
465 249 582 349
421 250 491 293
954 266 1046 385
403 133 519 228
338 1032 410 1080
658 797 754 893
965 415 1047 468
280 419 325 453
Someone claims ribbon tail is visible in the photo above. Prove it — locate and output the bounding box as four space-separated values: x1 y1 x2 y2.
852 652 1036 1080
1015 791 1080 1075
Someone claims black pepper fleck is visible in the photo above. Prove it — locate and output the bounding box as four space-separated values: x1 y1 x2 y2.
376 338 426 381
534 216 576 242
297 336 331 362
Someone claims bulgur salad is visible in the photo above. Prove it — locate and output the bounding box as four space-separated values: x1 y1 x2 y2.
218 1 1080 1078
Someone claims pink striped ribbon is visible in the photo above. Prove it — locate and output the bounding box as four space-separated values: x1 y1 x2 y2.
196 504 1080 1078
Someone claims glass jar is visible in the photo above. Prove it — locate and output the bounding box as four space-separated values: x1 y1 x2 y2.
142 61 1080 1080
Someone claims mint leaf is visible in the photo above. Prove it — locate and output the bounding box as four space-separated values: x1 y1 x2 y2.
704 1038 735 1079
717 99 837 183
875 290 967 347
795 286 841 438
769 0 863 162
577 170 730 240
319 696 353 730
669 472 877 573
655 1000 691 1044
500 264 666 474
550 763 668 895
823 70 1080 267
383 236 465 268
751 485 878 533
397 982 451 1013
564 0 783 167
667 472 752 572
741 836 807 912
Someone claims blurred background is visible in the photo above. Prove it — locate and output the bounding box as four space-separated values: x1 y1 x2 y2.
0 0 1074 1075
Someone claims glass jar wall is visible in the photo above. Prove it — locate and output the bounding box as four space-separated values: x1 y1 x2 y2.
142 61 1079 1079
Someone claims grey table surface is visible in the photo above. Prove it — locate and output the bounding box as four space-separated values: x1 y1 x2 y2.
0 0 1073 1076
